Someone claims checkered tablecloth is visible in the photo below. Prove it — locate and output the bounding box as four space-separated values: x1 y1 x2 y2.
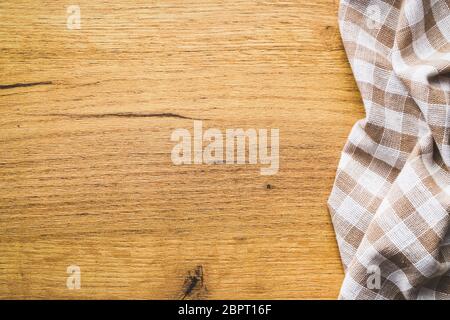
329 0 450 299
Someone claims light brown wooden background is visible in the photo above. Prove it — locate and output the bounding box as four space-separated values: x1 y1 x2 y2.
0 0 364 299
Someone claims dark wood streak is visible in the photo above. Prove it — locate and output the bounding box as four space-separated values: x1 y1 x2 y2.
0 81 53 90
45 112 203 120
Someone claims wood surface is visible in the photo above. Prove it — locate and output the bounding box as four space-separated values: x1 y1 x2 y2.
0 0 365 299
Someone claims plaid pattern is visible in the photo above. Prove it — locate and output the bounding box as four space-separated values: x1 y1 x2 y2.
329 0 450 299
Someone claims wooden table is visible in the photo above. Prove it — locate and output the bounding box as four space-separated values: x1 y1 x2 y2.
0 0 364 299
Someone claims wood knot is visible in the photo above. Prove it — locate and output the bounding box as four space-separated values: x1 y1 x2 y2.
180 265 207 300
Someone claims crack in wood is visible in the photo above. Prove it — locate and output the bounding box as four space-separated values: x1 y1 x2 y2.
45 112 202 120
0 81 53 90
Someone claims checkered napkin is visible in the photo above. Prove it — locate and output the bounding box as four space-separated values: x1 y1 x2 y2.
328 0 450 299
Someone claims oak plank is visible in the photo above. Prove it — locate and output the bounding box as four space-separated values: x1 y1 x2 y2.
0 0 363 299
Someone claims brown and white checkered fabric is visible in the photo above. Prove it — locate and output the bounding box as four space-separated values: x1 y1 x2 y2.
329 0 450 299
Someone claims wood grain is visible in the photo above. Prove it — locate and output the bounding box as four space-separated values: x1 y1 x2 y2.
0 0 364 299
